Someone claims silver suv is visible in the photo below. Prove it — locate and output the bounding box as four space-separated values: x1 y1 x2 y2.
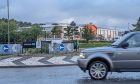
78 32 140 80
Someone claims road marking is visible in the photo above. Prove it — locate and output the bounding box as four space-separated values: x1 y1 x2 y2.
0 56 79 66
70 56 79 62
0 57 22 66
47 56 71 64
21 57 45 65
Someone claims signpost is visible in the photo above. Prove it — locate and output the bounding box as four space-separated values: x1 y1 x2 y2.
23 42 36 48
3 45 9 52
59 44 64 51
0 44 22 54
36 41 41 48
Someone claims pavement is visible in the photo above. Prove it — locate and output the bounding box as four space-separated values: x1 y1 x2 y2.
0 66 140 84
0 56 79 68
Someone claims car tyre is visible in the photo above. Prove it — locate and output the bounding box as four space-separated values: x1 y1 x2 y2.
88 61 108 80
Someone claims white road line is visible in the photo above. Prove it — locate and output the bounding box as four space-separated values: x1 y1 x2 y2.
70 56 79 62
21 57 45 65
0 57 22 66
47 56 71 64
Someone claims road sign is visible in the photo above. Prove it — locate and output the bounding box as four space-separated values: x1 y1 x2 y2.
36 41 41 48
3 45 9 52
0 44 22 54
59 44 64 51
12 44 18 53
23 42 36 48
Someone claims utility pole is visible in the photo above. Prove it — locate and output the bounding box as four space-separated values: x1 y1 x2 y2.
7 0 10 44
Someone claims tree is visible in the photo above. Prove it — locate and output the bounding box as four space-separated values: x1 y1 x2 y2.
17 21 32 27
65 21 79 40
21 24 45 42
0 18 18 43
133 17 140 31
0 18 46 44
82 25 95 43
51 26 63 38
45 32 52 38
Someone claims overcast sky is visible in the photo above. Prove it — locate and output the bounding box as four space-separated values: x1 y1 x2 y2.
0 0 140 29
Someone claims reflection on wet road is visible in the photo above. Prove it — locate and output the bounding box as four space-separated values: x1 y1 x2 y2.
0 66 140 84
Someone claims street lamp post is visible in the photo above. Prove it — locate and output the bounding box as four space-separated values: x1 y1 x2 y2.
7 0 10 44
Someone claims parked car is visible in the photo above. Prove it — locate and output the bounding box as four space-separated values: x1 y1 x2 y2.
78 32 140 80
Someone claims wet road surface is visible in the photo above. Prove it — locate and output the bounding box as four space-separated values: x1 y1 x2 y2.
0 66 140 84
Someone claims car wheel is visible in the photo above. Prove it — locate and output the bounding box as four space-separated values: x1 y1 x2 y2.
88 61 108 80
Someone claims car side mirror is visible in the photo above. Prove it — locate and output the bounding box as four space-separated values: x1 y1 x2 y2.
121 43 129 49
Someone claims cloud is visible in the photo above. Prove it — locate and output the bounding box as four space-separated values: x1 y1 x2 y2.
0 0 140 28
60 17 74 24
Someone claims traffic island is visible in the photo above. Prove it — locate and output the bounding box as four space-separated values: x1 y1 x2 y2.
0 56 79 68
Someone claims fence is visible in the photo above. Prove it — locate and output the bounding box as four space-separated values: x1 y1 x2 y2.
0 44 22 55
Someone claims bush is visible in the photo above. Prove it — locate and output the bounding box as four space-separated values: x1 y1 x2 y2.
79 40 113 43
79 42 112 48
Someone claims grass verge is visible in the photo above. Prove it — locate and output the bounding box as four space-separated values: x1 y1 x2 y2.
79 42 112 48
